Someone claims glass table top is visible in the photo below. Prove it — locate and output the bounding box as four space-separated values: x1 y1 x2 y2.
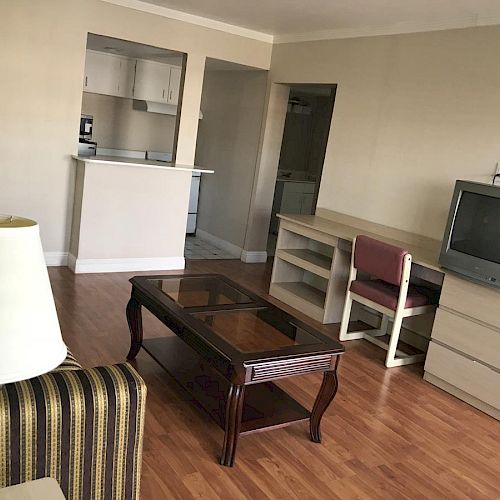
149 276 254 308
191 308 322 353
132 274 342 359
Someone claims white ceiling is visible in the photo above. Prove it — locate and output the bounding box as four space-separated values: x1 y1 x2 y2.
129 0 500 41
87 34 184 65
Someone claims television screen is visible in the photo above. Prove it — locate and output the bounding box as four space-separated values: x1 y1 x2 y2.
450 191 500 265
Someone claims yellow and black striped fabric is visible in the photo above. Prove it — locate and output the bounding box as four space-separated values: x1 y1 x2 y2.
0 358 147 500
52 350 83 372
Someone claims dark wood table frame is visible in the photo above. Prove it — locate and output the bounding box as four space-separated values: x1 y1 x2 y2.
126 274 344 466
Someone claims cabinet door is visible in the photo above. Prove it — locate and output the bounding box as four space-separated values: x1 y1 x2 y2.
281 184 303 214
116 58 136 99
133 60 171 103
300 193 315 214
83 51 121 96
167 66 182 105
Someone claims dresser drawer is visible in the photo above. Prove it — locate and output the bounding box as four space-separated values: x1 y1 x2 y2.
425 342 500 410
432 308 500 369
440 274 500 329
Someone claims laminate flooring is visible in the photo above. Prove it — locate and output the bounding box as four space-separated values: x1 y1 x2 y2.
48 260 500 499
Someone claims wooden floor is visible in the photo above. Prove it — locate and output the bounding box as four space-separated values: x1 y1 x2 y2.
49 260 500 500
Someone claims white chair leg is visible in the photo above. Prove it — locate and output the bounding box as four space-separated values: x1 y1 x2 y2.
339 292 357 340
369 314 389 337
385 313 404 368
339 292 352 340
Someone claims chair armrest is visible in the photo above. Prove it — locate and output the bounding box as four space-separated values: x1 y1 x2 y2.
0 363 146 500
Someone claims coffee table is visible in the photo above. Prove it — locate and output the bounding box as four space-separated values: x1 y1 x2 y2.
126 274 344 466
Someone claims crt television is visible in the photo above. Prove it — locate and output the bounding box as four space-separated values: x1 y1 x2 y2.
440 180 500 289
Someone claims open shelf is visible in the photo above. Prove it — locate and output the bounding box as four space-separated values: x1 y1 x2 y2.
142 337 310 434
269 281 326 322
276 248 332 279
277 281 326 308
270 218 351 324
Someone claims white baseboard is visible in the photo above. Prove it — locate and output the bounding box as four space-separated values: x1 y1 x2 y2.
67 254 185 274
195 229 242 257
194 229 268 263
241 250 268 263
45 252 69 266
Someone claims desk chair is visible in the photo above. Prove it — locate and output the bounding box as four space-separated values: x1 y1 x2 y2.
339 235 438 367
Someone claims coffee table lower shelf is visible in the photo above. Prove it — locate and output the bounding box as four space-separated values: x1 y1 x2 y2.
143 337 311 435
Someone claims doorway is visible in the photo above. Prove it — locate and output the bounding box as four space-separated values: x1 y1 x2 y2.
267 84 336 256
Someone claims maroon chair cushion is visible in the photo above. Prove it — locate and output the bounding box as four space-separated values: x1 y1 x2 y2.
354 235 408 286
350 279 438 311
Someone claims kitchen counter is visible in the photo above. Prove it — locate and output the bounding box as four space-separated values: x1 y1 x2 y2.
72 155 214 174
69 155 206 273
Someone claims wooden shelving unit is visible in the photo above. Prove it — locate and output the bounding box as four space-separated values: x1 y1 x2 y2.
270 281 327 322
276 249 332 279
270 217 351 324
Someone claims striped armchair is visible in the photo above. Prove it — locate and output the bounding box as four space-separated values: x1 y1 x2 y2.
0 351 146 500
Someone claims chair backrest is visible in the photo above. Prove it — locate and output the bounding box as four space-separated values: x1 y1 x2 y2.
354 235 409 286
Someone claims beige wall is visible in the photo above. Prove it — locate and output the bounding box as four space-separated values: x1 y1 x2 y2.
0 0 271 256
270 26 500 240
81 93 177 152
195 70 268 249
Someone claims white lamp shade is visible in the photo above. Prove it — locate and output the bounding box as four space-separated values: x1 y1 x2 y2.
0 216 67 384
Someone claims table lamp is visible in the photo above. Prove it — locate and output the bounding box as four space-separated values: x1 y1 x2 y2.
0 215 67 384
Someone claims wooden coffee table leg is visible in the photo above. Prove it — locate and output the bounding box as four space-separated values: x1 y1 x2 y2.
310 360 339 443
220 384 245 467
126 295 143 361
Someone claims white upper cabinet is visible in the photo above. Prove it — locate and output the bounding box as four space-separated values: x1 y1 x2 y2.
133 60 182 105
115 58 136 99
83 51 135 99
133 60 171 103
83 51 119 96
167 66 182 105
82 50 182 104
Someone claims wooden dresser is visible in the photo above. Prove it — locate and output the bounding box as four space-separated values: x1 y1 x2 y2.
424 273 500 420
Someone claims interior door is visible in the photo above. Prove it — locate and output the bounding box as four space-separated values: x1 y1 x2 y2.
300 193 315 214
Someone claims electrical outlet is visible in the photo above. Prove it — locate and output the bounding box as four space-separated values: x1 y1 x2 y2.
496 162 500 175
